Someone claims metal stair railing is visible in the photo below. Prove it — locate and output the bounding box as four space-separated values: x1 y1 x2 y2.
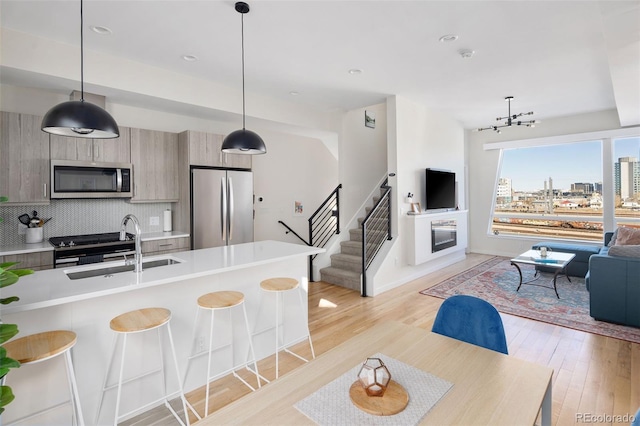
277 184 342 281
361 179 392 297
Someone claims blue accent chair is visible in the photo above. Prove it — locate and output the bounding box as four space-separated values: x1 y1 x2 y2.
432 295 508 354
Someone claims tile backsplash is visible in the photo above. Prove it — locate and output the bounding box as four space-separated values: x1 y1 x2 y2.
0 199 172 246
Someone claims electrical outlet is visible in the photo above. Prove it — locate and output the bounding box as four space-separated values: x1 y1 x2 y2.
197 336 206 352
18 223 27 235
150 216 159 226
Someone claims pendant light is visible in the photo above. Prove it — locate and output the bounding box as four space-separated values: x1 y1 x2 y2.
41 0 119 139
221 2 266 155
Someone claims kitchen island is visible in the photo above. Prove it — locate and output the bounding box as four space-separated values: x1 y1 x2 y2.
2 240 323 425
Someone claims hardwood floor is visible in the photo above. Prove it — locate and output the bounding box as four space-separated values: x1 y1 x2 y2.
122 253 640 425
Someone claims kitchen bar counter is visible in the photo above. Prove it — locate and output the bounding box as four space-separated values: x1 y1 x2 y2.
2 240 323 425
0 230 189 256
4 240 322 314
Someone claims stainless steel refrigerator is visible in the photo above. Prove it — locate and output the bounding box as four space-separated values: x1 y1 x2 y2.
191 167 254 249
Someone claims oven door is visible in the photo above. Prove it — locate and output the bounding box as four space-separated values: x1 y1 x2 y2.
51 160 132 199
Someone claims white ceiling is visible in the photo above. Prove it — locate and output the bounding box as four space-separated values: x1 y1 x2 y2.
1 0 639 130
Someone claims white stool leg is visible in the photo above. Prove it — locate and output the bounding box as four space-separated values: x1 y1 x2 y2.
205 308 215 417
275 291 280 379
242 302 262 389
113 334 128 426
297 286 315 359
95 333 119 424
165 322 192 426
182 306 201 387
64 350 85 426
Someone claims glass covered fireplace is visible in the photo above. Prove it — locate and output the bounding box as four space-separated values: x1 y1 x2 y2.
431 219 457 253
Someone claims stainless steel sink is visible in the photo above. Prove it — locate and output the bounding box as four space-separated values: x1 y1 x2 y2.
65 258 183 280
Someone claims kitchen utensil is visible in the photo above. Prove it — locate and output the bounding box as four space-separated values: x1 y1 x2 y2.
29 211 40 228
18 213 31 226
42 218 52 225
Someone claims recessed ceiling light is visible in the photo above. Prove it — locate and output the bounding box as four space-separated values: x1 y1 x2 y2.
181 55 199 62
348 69 363 75
459 49 475 59
289 91 299 96
439 34 458 42
90 25 112 35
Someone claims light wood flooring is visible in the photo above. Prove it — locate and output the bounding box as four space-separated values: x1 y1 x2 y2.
122 253 640 425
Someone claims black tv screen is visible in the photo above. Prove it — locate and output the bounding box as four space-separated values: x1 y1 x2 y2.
425 169 456 210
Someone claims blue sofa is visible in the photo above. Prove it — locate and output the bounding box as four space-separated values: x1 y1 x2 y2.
586 232 640 328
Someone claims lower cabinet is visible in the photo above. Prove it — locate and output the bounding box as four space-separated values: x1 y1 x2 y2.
1 252 54 271
141 237 190 256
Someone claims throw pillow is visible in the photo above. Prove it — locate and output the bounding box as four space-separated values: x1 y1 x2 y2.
607 228 619 246
608 245 640 258
614 227 640 246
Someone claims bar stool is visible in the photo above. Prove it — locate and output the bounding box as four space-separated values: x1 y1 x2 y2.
2 330 84 425
95 307 194 426
259 277 315 379
183 291 262 417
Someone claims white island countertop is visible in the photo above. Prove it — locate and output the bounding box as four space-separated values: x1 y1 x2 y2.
4 240 323 314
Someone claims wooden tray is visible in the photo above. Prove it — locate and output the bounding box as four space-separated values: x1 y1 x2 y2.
349 380 409 416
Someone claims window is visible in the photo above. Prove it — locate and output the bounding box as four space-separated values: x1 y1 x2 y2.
613 137 640 229
491 141 604 241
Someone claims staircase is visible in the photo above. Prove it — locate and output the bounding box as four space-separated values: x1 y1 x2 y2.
320 190 388 292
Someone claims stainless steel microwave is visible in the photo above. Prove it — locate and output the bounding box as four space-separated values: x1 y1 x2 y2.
50 160 133 199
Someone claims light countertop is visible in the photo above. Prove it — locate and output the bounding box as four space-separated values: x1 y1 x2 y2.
3 240 323 314
0 231 190 256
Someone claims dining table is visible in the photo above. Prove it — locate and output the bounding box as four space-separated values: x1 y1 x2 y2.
199 320 553 425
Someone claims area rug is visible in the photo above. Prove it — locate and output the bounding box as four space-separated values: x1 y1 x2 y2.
420 256 640 344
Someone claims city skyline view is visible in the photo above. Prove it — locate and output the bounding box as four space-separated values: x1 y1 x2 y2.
500 137 640 192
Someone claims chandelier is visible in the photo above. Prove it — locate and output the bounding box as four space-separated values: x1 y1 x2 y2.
476 96 538 133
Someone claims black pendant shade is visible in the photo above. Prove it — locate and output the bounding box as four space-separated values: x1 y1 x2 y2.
221 1 266 155
42 100 120 138
222 129 266 154
41 0 120 139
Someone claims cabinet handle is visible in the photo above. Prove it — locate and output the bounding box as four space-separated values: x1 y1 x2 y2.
44 183 47 198
88 144 92 159
158 243 173 248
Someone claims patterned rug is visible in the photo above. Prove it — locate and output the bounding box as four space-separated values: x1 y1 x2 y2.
420 256 640 344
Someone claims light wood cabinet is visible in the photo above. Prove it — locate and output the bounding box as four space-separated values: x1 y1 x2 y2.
130 128 179 202
0 252 54 271
0 112 50 205
184 130 251 168
141 237 190 256
50 127 131 163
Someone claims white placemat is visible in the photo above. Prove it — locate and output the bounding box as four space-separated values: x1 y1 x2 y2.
294 353 453 425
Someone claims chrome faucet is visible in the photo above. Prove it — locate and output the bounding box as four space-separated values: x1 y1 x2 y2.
120 214 143 273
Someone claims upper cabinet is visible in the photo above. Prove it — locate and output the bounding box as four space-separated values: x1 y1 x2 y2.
130 128 179 202
50 127 131 163
0 112 50 205
183 130 251 169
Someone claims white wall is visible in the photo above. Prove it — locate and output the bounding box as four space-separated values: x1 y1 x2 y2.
252 131 338 243
466 109 623 257
338 102 388 227
371 96 466 296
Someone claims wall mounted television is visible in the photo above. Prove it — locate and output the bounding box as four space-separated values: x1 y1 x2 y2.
425 168 456 210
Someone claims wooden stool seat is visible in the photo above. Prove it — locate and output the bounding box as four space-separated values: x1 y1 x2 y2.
260 277 299 292
109 307 171 333
198 291 245 310
4 330 77 364
3 330 84 425
97 307 193 425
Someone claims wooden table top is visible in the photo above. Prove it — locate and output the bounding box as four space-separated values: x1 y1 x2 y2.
199 320 553 425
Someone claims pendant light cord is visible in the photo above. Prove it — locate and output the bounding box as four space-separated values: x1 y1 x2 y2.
241 11 246 130
80 0 85 102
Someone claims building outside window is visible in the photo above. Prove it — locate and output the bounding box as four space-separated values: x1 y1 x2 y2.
490 135 640 242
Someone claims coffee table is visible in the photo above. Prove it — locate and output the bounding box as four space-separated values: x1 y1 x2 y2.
510 249 576 298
